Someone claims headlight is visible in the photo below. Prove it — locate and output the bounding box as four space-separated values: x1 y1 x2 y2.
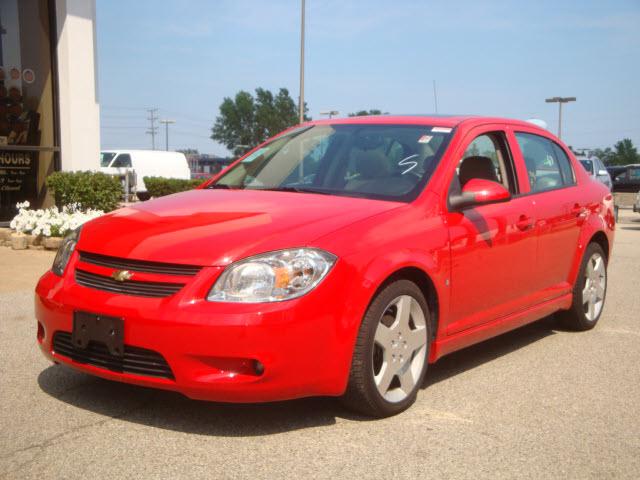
208 248 337 303
52 227 81 276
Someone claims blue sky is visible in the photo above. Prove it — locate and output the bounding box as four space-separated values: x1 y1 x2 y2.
97 0 640 156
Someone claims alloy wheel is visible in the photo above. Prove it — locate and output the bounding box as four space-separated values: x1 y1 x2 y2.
582 252 606 321
372 295 428 403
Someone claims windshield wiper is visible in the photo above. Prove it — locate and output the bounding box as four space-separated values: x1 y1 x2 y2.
207 183 236 189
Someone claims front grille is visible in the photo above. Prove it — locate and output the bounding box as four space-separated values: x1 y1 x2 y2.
78 251 202 276
53 331 174 379
75 269 184 298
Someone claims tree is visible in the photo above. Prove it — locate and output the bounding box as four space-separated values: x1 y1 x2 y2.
592 147 614 165
610 138 640 166
177 148 199 155
348 109 384 117
211 88 309 156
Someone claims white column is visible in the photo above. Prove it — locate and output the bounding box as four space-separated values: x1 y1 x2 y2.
55 0 100 171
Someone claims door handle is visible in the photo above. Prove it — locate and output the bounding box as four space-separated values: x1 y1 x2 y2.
516 214 533 231
572 203 585 216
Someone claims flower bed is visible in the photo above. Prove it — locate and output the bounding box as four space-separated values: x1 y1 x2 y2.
2 201 103 251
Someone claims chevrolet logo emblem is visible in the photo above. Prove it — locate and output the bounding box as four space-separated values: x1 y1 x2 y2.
111 270 133 282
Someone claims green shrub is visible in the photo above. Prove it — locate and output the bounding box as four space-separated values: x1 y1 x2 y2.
143 177 203 197
46 171 123 212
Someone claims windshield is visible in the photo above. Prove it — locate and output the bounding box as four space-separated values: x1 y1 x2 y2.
100 152 117 167
210 124 453 202
579 159 594 173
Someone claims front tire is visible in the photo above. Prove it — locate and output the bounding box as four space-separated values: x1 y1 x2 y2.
341 280 431 418
559 242 608 331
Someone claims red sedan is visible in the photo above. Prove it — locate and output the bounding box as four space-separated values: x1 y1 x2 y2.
36 116 614 417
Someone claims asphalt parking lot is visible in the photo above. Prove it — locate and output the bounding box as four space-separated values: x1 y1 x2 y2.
1 213 639 479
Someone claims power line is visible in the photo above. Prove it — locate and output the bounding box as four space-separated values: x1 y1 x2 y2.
160 109 213 124
146 108 159 150
102 125 148 129
102 105 148 111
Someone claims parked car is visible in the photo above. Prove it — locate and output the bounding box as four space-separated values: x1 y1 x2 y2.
578 156 612 189
607 164 640 220
608 164 640 193
37 116 614 417
100 150 191 200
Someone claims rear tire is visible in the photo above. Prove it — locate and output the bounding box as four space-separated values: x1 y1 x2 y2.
341 280 431 418
559 242 608 331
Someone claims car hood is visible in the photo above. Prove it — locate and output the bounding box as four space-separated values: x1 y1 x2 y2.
78 189 402 266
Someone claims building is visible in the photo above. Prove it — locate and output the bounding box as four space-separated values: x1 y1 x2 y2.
186 153 234 178
0 0 99 223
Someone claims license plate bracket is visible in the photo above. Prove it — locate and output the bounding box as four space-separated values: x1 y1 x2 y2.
72 311 124 357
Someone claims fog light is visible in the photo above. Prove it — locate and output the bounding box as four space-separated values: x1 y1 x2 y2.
253 360 265 376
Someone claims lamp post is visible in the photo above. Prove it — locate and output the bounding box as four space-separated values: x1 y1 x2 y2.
298 0 305 124
319 110 339 119
159 119 175 151
545 96 576 139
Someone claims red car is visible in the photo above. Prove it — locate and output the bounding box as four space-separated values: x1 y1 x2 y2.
36 116 614 417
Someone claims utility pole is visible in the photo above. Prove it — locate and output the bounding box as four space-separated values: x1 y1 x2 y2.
298 0 305 124
160 119 175 151
545 96 576 139
146 108 159 149
433 80 438 113
433 80 438 114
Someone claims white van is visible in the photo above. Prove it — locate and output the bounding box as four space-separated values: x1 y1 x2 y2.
100 150 191 200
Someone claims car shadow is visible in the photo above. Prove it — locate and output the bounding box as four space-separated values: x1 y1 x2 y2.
423 315 557 388
37 366 359 436
38 316 559 435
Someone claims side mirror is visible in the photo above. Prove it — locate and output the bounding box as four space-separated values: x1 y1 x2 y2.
598 169 608 176
449 179 511 210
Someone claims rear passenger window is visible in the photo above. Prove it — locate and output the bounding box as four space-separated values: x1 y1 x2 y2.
552 144 575 185
515 133 573 192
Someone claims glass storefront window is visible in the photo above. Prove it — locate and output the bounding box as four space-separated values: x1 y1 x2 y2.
0 0 58 222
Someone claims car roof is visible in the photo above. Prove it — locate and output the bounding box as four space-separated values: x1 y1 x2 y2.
305 114 549 132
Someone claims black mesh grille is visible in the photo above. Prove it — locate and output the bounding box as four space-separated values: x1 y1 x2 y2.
53 331 174 379
75 269 184 298
78 251 202 276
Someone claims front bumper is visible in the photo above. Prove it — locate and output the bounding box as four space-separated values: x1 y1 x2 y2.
35 255 356 402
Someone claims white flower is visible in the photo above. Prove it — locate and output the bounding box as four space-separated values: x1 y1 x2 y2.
10 202 105 237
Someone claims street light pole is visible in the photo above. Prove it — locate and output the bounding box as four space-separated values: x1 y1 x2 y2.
319 110 339 119
298 0 305 124
545 96 576 139
160 119 175 151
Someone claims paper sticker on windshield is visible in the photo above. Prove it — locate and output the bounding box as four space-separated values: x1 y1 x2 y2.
241 148 267 163
418 135 433 143
432 127 452 133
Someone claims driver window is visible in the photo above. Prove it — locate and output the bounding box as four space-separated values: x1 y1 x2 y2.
457 133 514 193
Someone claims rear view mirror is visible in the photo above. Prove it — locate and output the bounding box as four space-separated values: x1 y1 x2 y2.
449 179 511 210
598 169 608 176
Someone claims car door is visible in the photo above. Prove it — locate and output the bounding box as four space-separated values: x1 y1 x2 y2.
512 131 582 300
444 127 538 335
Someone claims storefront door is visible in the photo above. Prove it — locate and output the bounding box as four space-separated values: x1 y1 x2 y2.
0 0 58 223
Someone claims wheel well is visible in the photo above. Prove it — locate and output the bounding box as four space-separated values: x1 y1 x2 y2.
379 267 439 338
590 231 610 261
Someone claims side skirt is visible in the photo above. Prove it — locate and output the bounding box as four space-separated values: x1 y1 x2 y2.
429 293 572 363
